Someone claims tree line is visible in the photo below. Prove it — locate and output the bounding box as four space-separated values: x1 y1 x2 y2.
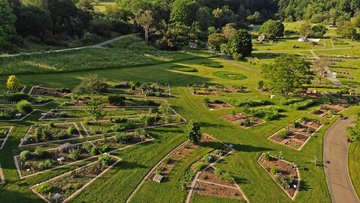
1 0 360 53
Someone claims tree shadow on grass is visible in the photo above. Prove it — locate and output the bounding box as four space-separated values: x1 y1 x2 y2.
200 122 226 129
114 160 147 170
234 177 250 185
299 180 311 191
252 53 285 60
231 144 273 153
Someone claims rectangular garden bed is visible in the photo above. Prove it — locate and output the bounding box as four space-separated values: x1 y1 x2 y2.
258 153 300 200
31 155 121 203
0 126 14 150
188 84 218 96
204 99 233 110
194 167 247 201
268 118 323 150
0 108 36 121
222 113 264 128
15 132 153 179
312 104 346 118
19 122 82 147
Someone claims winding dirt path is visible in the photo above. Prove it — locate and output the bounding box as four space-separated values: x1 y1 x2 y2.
324 116 360 203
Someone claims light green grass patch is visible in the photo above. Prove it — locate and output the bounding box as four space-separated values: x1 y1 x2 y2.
213 71 248 80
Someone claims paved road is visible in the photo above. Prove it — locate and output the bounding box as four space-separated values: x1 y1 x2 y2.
3 34 136 57
324 116 360 203
310 50 342 86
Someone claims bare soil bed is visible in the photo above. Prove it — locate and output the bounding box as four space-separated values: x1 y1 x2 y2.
205 100 233 110
222 113 263 128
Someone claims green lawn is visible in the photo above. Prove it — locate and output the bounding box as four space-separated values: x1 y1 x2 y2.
1 34 357 203
349 142 360 198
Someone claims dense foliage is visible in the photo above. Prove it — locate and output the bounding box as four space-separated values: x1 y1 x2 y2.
262 55 313 96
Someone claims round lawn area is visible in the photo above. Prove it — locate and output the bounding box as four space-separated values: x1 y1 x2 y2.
169 65 198 72
213 71 248 80
200 62 224 68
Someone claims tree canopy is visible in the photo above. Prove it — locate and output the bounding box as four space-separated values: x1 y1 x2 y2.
262 55 313 96
260 20 284 40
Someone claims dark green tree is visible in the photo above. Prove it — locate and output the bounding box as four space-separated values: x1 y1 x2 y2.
260 20 284 40
196 6 214 31
0 0 16 49
310 24 328 38
170 0 199 26
186 120 201 143
262 56 313 96
208 33 227 51
228 29 253 57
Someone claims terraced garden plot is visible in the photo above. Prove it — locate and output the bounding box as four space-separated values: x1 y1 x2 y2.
31 155 121 203
19 122 82 147
0 108 36 121
258 153 300 200
268 119 323 150
29 86 70 97
194 167 247 202
312 104 346 118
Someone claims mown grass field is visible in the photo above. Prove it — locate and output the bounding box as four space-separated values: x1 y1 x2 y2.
349 142 360 198
0 34 359 203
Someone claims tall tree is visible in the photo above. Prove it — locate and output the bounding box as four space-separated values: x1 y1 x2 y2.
299 21 312 37
0 0 16 50
186 120 201 143
262 56 313 96
313 58 329 84
6 75 21 92
196 6 214 31
171 0 199 26
260 19 284 40
228 29 253 57
86 97 105 122
135 10 154 44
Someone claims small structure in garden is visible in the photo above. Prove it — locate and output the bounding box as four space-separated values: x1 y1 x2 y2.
258 153 300 200
268 118 323 150
153 174 164 183
189 42 198 49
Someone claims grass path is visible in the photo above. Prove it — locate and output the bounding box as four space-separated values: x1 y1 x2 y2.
4 34 136 57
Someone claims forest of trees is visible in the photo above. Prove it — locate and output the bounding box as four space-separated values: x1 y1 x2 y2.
1 0 360 53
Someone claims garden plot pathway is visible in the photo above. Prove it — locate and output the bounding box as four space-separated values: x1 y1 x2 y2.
4 34 136 57
324 116 360 203
310 50 342 86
